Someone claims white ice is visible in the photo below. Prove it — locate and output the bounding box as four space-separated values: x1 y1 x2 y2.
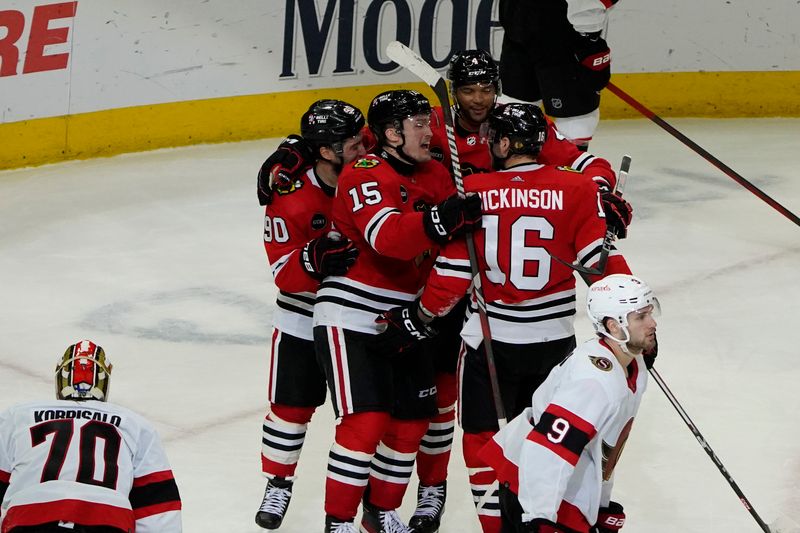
1 118 799 532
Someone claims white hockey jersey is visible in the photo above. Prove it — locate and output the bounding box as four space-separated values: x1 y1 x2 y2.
479 338 646 530
0 399 181 533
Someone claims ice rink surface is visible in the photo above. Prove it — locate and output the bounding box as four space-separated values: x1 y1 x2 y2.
1 117 799 532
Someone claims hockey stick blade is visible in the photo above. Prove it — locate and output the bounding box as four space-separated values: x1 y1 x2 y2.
550 154 632 277
386 41 442 89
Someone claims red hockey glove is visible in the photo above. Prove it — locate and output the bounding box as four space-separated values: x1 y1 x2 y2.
373 304 438 355
599 187 633 239
423 194 482 244
257 135 315 205
574 32 611 92
643 332 658 370
299 236 359 280
591 501 626 532
520 518 561 533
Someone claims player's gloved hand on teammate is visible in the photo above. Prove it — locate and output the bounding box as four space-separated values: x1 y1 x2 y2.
257 135 315 205
591 501 626 532
599 186 633 239
372 303 438 354
520 518 560 533
423 193 483 244
573 31 611 92
642 332 658 370
299 235 359 280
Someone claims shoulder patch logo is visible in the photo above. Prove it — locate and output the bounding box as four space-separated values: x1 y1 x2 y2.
556 165 581 173
275 179 303 195
466 135 477 146
354 158 380 169
590 356 614 372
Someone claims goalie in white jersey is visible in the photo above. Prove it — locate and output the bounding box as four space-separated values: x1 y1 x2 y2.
479 275 659 533
0 340 182 533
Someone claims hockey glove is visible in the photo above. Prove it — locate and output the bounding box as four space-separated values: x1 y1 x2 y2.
574 32 611 92
643 332 658 370
591 501 626 532
373 304 438 355
520 518 560 533
299 236 359 280
423 194 482 245
257 135 315 205
599 187 633 239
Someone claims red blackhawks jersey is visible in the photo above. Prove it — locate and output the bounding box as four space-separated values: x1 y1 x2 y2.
264 167 337 341
0 399 181 533
313 152 455 334
420 163 630 345
479 338 646 530
429 105 616 190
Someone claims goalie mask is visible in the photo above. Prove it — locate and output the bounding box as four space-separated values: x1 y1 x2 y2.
56 340 113 401
587 274 661 345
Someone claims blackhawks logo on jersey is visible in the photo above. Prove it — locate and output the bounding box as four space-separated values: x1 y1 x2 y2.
275 179 303 195
353 158 380 169
590 356 614 371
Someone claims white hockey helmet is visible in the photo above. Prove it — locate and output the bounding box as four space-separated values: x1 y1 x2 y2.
587 274 660 342
55 340 113 401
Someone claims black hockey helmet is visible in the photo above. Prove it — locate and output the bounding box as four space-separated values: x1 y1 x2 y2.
447 49 501 93
300 99 365 152
488 103 547 156
367 90 431 143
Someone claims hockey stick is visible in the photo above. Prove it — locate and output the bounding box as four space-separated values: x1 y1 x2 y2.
648 367 775 533
550 155 631 279
606 82 800 228
386 40 507 428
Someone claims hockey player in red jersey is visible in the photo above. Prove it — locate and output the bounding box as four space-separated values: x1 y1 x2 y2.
411 50 630 533
255 100 364 529
312 89 481 533
0 340 181 533
383 103 631 533
479 274 659 532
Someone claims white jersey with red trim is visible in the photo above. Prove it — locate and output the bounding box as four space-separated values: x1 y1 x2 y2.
479 338 646 528
0 399 181 533
314 152 455 334
567 0 619 34
420 163 630 345
264 167 337 340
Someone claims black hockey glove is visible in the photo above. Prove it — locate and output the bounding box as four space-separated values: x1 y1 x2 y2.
423 194 482 245
520 518 560 532
257 135 315 205
299 236 359 280
643 332 658 370
599 187 633 239
591 501 625 532
372 303 438 355
573 32 611 92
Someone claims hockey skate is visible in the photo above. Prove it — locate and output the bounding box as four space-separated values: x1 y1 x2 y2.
326 515 357 533
408 482 446 533
255 476 293 529
360 498 412 533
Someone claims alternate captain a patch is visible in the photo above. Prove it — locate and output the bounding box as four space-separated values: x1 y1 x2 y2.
590 356 614 371
353 158 380 169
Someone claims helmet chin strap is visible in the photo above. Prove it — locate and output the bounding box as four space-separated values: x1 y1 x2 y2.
599 326 632 354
